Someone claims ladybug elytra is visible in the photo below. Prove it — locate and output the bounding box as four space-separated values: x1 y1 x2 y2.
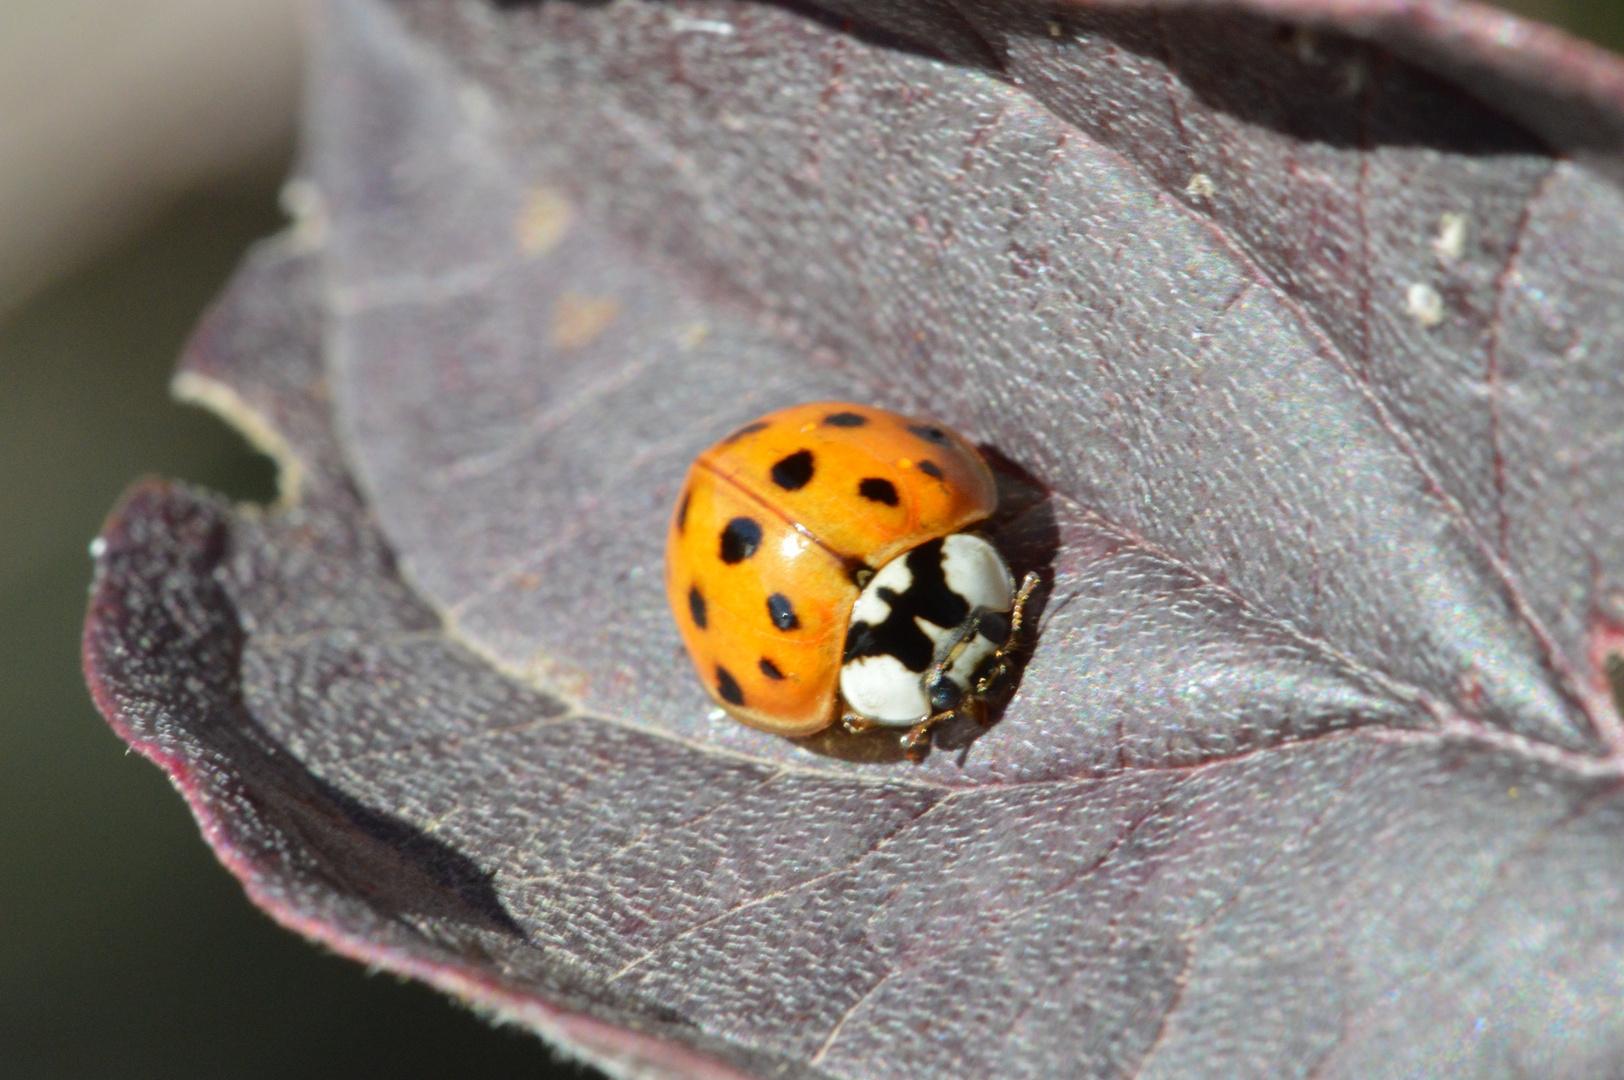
665 402 1036 750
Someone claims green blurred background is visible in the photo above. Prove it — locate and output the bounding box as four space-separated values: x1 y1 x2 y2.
0 2 1619 1077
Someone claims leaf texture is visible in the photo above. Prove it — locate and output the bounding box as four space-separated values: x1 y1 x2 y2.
85 0 1624 1076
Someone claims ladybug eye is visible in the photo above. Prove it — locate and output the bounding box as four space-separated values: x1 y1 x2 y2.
928 677 963 713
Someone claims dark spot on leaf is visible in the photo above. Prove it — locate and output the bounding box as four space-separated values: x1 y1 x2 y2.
719 517 762 563
767 592 799 631
716 665 745 705
688 586 707 629
721 420 768 444
771 449 815 491
917 460 944 479
909 424 950 446
759 657 785 680
858 477 899 506
823 411 867 427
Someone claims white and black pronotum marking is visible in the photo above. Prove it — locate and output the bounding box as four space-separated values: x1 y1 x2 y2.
840 534 1031 739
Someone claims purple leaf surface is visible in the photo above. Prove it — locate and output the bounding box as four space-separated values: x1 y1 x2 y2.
85 0 1624 1076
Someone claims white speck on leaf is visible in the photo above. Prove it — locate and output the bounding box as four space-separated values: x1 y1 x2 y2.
679 322 710 351
1186 172 1216 198
1406 282 1446 327
518 186 574 256
550 294 621 349
1433 211 1468 264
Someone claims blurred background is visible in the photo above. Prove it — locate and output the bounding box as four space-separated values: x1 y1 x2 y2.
0 1 1619 1077
0 1 591 1076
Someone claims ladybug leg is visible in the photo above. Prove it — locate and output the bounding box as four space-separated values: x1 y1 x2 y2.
906 573 1041 753
958 571 1042 700
1006 571 1032 639
920 623 978 713
937 571 1040 688
971 655 1009 696
973 571 1042 689
841 712 883 735
899 710 954 752
1004 571 1041 645
899 695 987 754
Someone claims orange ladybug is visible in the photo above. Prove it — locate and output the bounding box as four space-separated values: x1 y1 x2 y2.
665 402 1036 748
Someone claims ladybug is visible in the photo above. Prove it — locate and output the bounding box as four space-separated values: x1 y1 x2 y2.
665 401 1037 750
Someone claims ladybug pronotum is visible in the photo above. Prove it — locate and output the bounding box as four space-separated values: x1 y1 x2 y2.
665 401 1037 749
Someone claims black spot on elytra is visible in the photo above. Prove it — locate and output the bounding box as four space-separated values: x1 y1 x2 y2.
688 586 707 629
719 517 763 563
759 657 786 680
716 665 745 705
858 477 899 506
767 592 799 631
909 423 951 446
771 449 815 491
917 460 944 480
823 411 867 427
842 539 968 672
722 421 768 444
675 488 691 532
